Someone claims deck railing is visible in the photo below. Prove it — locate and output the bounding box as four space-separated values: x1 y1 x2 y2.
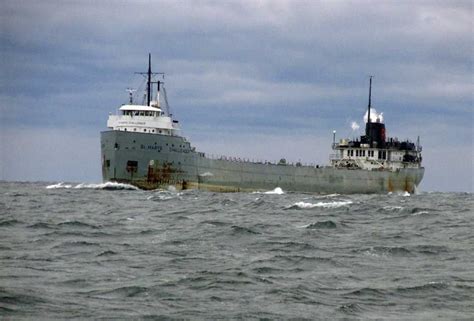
202 153 324 168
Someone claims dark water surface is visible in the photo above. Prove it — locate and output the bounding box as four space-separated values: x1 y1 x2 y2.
1 181 473 320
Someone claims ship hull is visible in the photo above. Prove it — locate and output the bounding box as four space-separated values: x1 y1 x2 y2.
101 131 424 193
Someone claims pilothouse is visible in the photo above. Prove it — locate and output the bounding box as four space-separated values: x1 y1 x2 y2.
106 54 180 136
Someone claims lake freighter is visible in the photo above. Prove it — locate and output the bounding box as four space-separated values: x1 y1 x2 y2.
101 55 424 193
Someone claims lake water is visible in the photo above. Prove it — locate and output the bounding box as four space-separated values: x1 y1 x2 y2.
1 181 473 320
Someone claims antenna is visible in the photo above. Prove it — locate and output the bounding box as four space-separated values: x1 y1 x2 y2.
162 86 171 116
135 54 165 107
367 76 373 124
126 88 136 104
144 54 151 106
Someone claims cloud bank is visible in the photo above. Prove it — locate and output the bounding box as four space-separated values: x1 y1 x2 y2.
1 0 472 191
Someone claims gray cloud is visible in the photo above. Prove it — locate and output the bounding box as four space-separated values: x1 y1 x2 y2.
1 0 472 191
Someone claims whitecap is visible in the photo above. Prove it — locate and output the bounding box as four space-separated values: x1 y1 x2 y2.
167 185 177 192
412 210 429 216
291 200 352 209
388 191 411 197
46 182 72 189
264 187 284 195
382 206 403 211
324 193 340 198
73 182 139 190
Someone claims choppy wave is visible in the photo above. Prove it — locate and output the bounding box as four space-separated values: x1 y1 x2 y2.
2 181 472 320
0 219 23 226
300 220 337 229
57 220 100 229
356 245 449 258
46 182 139 190
289 200 353 209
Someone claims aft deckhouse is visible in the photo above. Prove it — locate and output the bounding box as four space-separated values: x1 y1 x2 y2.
331 76 422 172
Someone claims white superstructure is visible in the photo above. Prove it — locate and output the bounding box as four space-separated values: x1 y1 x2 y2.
107 104 180 136
106 54 180 136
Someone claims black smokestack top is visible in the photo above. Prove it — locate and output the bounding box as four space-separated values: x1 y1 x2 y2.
362 77 386 147
365 122 386 147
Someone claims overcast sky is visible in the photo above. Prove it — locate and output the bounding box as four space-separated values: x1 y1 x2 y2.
1 0 472 192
